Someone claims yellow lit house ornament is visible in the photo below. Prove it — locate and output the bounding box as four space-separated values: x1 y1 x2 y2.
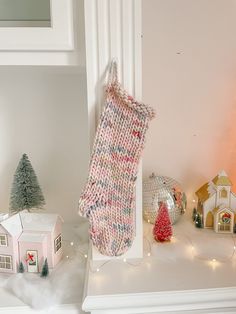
195 170 236 233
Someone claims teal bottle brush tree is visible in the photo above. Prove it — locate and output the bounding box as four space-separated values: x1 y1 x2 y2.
41 258 49 278
10 153 45 213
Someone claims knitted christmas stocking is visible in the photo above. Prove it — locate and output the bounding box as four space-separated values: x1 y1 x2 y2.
78 61 155 256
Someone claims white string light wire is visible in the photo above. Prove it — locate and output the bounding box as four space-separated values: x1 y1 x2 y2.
63 223 236 273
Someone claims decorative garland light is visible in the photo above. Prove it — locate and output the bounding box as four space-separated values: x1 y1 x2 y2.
183 232 236 264
63 226 236 273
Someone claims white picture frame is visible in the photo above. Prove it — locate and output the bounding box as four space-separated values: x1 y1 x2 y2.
0 0 74 51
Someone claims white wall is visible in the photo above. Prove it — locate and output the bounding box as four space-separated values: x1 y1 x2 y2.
0 68 89 223
142 0 236 203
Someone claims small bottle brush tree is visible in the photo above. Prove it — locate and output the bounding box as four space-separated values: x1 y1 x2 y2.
182 192 187 213
195 213 203 228
10 154 45 213
41 258 49 278
192 207 197 221
18 261 25 273
153 202 173 242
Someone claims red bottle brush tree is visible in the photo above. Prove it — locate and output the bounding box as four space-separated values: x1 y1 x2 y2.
153 202 173 242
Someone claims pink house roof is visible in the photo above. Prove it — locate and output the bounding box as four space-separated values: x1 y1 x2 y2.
19 212 63 232
0 211 63 236
18 232 47 243
0 213 22 237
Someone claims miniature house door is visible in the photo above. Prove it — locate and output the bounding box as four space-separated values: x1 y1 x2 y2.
218 211 233 233
26 250 38 273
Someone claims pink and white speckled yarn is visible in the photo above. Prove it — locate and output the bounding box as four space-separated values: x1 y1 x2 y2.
78 61 155 256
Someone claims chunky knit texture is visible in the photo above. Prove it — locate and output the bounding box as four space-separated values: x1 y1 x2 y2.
78 61 155 256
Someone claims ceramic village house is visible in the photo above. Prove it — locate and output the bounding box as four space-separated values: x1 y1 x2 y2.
0 211 63 273
195 170 236 233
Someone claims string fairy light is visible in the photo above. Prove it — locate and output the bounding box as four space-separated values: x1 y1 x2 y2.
175 232 236 264
62 238 143 273
62 225 236 273
89 255 145 273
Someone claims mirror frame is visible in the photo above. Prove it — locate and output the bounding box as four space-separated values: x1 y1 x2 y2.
0 0 74 51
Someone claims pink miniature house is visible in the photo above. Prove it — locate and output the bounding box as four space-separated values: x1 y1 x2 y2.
0 211 63 273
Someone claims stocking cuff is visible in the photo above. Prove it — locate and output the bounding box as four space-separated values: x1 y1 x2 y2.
107 82 155 120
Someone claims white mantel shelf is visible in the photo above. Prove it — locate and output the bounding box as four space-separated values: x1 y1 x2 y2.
83 287 236 314
0 303 81 314
83 218 236 314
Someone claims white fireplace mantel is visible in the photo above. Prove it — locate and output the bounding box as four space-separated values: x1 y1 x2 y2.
82 1 236 314
82 219 236 313
83 287 236 314
84 0 143 262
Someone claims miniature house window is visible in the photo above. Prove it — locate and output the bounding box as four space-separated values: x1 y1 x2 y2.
0 255 12 269
220 188 227 198
0 234 7 246
54 234 62 253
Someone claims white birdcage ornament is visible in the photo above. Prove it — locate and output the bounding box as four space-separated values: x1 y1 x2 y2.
143 173 186 224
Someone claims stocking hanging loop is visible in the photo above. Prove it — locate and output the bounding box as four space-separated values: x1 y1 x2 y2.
108 59 118 86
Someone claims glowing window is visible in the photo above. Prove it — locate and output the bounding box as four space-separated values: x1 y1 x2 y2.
54 234 62 253
0 255 12 269
220 188 227 198
0 234 7 246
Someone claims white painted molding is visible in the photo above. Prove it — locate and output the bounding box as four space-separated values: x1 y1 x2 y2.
0 0 74 51
84 0 143 261
0 304 82 314
83 287 236 314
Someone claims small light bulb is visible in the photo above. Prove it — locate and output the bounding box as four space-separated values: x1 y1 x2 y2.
66 255 69 259
123 258 126 262
96 268 100 272
147 252 151 257
84 254 88 258
234 246 236 250
218 222 220 225
70 242 74 246
212 258 216 262
192 199 196 203
147 219 150 223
